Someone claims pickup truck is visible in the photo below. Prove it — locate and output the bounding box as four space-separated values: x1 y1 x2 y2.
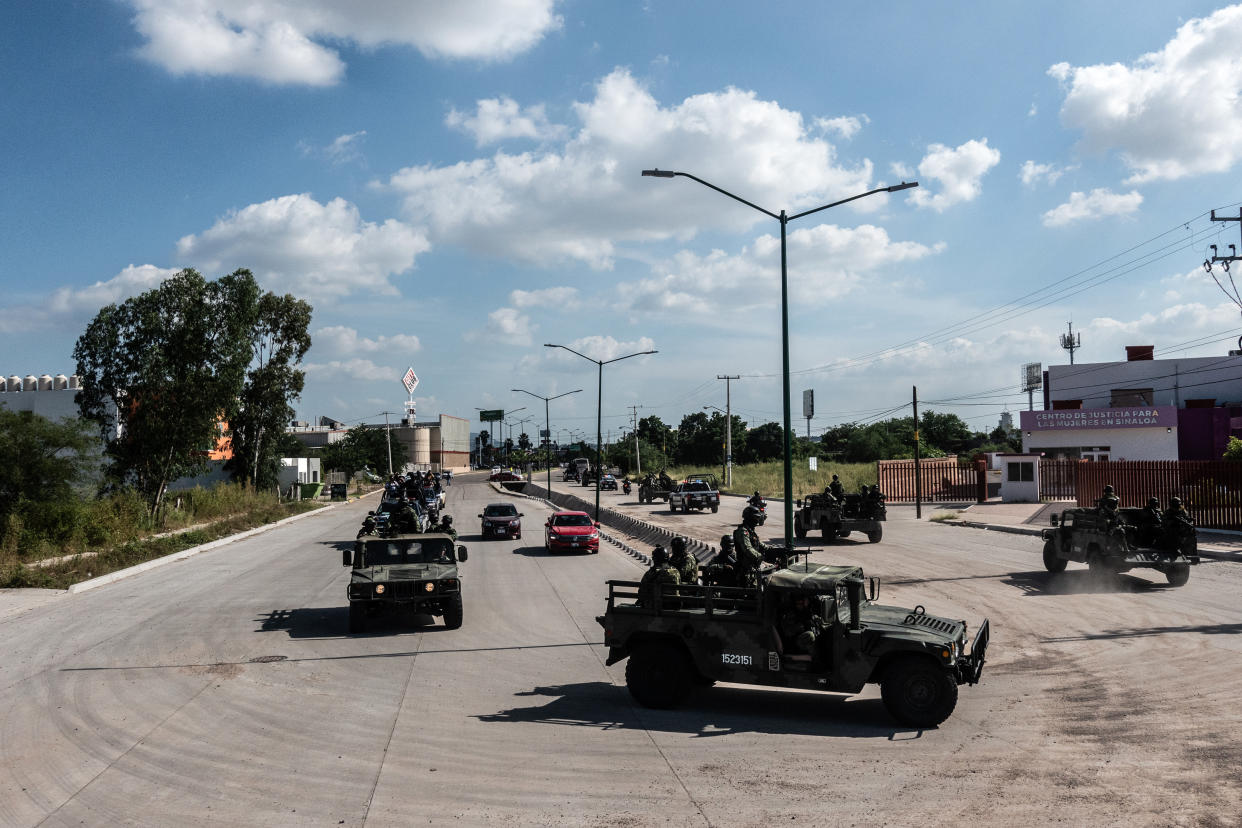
598 562 988 728
667 475 720 514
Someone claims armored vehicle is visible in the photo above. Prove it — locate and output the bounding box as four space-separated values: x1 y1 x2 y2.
638 469 676 504
598 562 988 728
344 532 467 633
667 474 720 514
1041 506 1199 586
794 492 886 543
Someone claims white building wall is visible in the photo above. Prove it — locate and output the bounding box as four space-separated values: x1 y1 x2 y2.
1047 355 1242 408
1022 425 1178 461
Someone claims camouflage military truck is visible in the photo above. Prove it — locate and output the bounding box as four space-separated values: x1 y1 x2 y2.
1041 506 1199 586
638 469 677 504
793 492 886 543
343 532 467 633
597 562 989 728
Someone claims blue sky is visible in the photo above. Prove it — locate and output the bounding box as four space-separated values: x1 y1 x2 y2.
4 1 1242 445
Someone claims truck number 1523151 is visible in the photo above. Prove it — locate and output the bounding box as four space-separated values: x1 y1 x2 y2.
721 653 752 666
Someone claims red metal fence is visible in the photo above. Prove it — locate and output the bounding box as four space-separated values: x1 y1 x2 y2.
1039 460 1242 530
877 458 986 503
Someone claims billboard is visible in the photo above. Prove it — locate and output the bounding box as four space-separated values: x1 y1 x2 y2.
802 389 814 419
478 409 503 422
402 366 419 394
1021 363 1042 392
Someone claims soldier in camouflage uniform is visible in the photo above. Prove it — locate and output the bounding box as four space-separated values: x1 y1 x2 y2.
1095 485 1120 517
669 536 698 586
636 545 680 608
778 594 826 655
828 474 845 501
430 514 457 541
701 536 738 588
733 506 774 587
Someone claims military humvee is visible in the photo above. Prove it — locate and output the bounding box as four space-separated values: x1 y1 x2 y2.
1041 507 1198 586
597 562 988 728
793 492 886 543
343 532 467 633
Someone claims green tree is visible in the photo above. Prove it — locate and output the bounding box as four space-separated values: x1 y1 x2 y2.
226 284 313 489
518 431 532 451
1224 436 1242 461
0 411 96 519
320 426 390 479
674 412 716 466
745 422 785 462
74 269 257 515
638 416 676 459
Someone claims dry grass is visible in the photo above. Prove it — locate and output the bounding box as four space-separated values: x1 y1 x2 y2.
663 461 875 500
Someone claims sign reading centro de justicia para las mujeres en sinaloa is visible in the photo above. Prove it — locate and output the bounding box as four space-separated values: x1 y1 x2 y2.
1020 406 1176 432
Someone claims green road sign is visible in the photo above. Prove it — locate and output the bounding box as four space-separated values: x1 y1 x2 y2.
479 409 503 421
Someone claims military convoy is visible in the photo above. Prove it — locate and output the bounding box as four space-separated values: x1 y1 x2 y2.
598 561 988 728
344 533 467 633
1041 506 1199 586
637 469 676 504
794 491 886 543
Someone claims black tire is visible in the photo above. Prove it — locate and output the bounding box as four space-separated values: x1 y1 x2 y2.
348 601 366 634
442 594 463 629
1166 563 1190 587
1087 553 1112 581
711 504 718 514
1043 539 1067 573
867 526 882 543
820 520 834 542
625 642 692 709
838 530 851 539
880 656 959 728
794 513 807 539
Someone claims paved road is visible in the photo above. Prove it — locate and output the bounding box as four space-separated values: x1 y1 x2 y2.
2 473 1240 826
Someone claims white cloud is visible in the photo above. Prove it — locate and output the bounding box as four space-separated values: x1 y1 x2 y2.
1019 160 1071 186
909 138 1001 211
466 307 536 345
303 358 397 381
543 335 658 364
127 0 563 85
1049 5 1242 183
616 223 941 317
313 325 421 356
446 97 567 146
176 193 429 297
0 264 181 334
509 286 579 308
815 115 868 140
1027 103 1038 117
381 68 876 269
1042 188 1143 227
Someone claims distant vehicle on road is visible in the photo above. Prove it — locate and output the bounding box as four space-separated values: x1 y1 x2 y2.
667 474 719 513
544 510 600 554
479 502 523 539
490 470 522 482
599 474 618 491
1041 506 1198 585
344 533 466 633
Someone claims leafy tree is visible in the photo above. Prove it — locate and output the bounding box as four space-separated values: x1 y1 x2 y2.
744 422 785 462
0 411 96 519
518 431 532 451
637 416 676 459
820 422 860 457
320 426 390 479
674 412 717 466
74 269 256 515
1224 436 1242 462
918 411 974 455
226 284 313 489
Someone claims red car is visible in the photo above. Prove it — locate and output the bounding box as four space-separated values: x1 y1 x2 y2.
489 470 523 482
544 510 600 554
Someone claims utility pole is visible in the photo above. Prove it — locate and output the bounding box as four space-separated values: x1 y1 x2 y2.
628 405 643 475
1204 209 1242 352
1059 321 1081 365
912 387 922 520
383 411 394 476
717 374 739 487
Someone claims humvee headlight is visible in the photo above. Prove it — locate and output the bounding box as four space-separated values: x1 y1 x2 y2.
941 648 951 660
424 582 435 593
375 584 385 594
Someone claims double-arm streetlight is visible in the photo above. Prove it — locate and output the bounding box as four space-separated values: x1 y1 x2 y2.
643 168 917 553
513 387 583 493
544 343 658 521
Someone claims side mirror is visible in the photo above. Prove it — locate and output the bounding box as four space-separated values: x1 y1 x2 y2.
519 513 525 517
868 577 879 602
457 545 468 562
594 521 601 528
477 513 483 518
1050 514 1059 526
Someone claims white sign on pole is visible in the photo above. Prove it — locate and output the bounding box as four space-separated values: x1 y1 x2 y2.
402 366 419 394
808 456 818 471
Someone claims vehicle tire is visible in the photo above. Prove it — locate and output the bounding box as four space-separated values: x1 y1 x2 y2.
838 530 851 539
794 513 807 539
1087 554 1112 581
625 642 692 709
1043 539 1067 573
683 503 691 514
1166 563 1190 587
442 594 464 629
880 656 959 728
820 520 834 542
348 601 366 634
867 525 883 543
711 504 718 514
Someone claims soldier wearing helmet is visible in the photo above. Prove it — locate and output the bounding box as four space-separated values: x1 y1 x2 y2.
828 474 845 501
702 536 738 588
1164 497 1190 523
431 513 457 541
636 545 680 608
1096 484 1120 517
732 505 773 587
668 536 698 586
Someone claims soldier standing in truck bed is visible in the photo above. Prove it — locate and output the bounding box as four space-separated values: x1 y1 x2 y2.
733 506 774 586
828 474 845 501
1096 485 1120 518
669 536 698 586
636 545 680 608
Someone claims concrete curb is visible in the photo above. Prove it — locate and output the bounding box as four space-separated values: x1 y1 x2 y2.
67 491 379 595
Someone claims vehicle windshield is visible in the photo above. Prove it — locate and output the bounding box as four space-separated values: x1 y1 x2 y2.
553 514 593 527
484 504 519 518
364 537 455 564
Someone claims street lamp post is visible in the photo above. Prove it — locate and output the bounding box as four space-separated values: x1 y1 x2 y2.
544 343 658 522
513 387 583 494
643 168 917 554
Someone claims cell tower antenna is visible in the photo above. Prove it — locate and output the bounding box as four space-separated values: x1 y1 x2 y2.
1059 321 1081 365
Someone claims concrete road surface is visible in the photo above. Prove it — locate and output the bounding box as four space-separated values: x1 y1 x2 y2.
2 473 1240 826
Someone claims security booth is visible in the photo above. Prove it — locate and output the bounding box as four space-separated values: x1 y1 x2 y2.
1000 454 1040 503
